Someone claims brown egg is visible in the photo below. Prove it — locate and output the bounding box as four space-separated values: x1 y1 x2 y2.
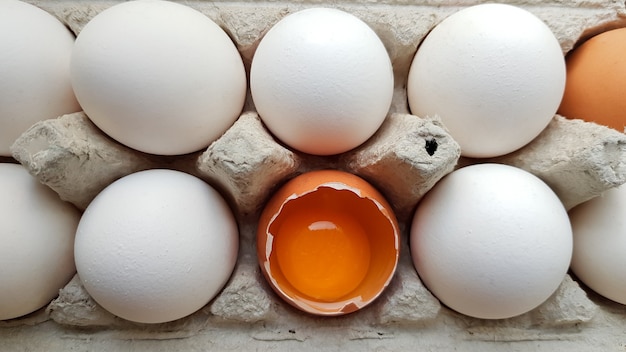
558 27 626 132
257 170 400 316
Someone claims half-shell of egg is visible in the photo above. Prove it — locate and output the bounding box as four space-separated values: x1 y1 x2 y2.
257 170 400 316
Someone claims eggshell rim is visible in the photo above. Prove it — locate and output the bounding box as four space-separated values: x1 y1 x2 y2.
257 170 400 316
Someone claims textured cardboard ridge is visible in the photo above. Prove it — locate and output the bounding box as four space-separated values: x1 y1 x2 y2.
3 1 626 350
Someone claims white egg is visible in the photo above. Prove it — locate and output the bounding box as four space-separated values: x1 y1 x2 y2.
70 0 246 156
410 164 572 319
570 186 626 305
0 0 80 156
407 4 565 158
0 163 80 320
74 169 238 324
250 8 394 156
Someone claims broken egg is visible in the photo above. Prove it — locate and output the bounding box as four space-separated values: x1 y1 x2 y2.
257 170 399 315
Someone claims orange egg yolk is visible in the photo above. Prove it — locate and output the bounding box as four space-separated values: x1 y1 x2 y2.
275 211 371 302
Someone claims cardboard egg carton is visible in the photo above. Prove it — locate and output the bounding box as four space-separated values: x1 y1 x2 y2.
3 0 626 350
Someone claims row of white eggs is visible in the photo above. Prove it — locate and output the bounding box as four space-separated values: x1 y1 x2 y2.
0 164 239 323
1 159 624 323
1 0 625 324
2 0 564 158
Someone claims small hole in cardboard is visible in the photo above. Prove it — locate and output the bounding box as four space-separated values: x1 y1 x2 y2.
425 139 438 156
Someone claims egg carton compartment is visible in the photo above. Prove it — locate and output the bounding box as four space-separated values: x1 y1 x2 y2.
2 0 626 350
